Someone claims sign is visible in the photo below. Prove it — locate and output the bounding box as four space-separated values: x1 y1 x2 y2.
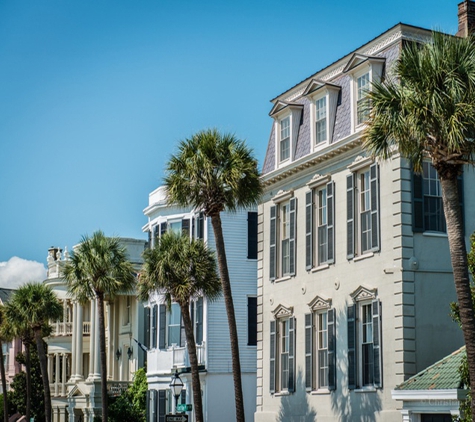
166 415 188 422
176 404 192 412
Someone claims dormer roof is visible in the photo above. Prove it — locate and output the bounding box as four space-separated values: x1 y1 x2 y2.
343 53 386 73
302 79 341 97
269 100 304 118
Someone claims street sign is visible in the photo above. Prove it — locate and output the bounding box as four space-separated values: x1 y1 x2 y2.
166 415 188 422
176 404 192 412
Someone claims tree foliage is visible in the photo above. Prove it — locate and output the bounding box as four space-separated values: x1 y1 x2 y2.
108 368 148 422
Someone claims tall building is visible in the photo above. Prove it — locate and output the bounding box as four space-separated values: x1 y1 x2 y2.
142 186 258 422
43 239 146 422
255 5 475 421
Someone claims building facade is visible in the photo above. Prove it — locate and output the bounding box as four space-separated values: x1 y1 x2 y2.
255 18 474 422
43 239 146 422
142 186 257 422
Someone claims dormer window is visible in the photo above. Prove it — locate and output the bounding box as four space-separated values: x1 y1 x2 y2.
343 54 385 132
269 101 304 168
280 116 291 162
303 79 340 149
315 97 327 144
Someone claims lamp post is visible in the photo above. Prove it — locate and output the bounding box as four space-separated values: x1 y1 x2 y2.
169 371 184 415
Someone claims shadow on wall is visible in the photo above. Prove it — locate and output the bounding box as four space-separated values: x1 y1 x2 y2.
330 306 382 422
278 370 317 422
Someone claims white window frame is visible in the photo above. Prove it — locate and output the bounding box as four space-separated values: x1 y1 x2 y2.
167 303 183 347
316 310 329 389
422 161 446 232
355 70 371 127
279 116 291 163
280 201 291 277
315 95 328 145
359 301 374 387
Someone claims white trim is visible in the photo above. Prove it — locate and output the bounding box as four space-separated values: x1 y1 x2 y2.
391 389 467 401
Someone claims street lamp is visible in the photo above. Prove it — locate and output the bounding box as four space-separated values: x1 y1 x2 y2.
169 371 184 414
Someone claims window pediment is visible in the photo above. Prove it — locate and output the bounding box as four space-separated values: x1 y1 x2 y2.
272 189 294 204
350 285 377 302
343 53 385 74
307 174 331 189
347 155 374 172
303 79 341 97
269 100 304 118
308 295 332 311
272 303 293 319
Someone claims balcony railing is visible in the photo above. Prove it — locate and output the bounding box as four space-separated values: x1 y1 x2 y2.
50 322 73 336
172 341 206 368
83 322 91 335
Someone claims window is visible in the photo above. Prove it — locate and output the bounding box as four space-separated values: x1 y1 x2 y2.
347 289 382 390
413 162 463 233
190 297 204 345
270 307 295 393
167 303 183 346
147 389 166 422
306 179 335 269
356 72 370 125
315 97 327 144
270 196 296 281
247 211 258 259
347 162 380 259
151 217 193 247
280 116 290 162
123 296 131 326
248 297 257 346
305 297 336 391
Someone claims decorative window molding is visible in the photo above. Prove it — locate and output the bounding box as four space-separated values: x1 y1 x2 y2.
348 156 374 172
272 303 294 319
307 174 331 189
308 295 332 311
272 189 294 204
350 285 378 302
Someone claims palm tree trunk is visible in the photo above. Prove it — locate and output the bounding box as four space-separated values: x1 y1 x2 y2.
0 339 9 422
24 340 31 422
210 215 245 422
440 176 475 420
96 293 108 422
180 303 203 422
34 329 52 422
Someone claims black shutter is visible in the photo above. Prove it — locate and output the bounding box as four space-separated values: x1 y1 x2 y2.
182 218 190 238
152 305 158 349
270 320 276 394
144 307 151 350
158 390 166 422
147 230 152 249
305 191 313 270
269 206 277 281
327 181 335 264
372 299 382 388
196 298 203 345
161 222 168 236
180 389 186 404
154 225 160 247
347 304 356 390
180 312 186 347
197 212 204 239
370 163 380 251
347 174 355 259
146 390 151 422
305 313 313 391
288 316 296 393
328 308 336 391
289 198 297 276
247 212 258 259
159 304 167 350
152 389 158 422
248 297 257 346
413 171 424 232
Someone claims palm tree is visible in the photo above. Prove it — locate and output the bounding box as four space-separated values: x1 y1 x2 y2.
364 31 475 419
0 305 11 422
62 230 135 422
4 283 62 422
138 231 221 422
165 128 261 422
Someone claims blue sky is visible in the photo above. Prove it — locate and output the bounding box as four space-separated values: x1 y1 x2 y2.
0 0 459 282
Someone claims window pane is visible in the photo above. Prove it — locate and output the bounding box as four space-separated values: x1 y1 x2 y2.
280 117 290 161
316 97 327 143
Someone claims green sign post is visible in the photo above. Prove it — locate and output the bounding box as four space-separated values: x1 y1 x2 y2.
176 404 192 412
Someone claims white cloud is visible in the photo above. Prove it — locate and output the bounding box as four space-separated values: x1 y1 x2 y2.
0 257 47 289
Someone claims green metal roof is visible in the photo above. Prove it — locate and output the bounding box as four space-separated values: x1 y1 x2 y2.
395 346 466 391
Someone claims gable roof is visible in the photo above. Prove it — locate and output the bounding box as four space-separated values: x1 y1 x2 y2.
395 346 466 391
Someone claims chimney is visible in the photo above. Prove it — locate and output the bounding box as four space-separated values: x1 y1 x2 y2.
457 0 475 37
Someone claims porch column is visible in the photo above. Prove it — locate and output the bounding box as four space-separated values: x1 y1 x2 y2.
93 300 100 377
75 302 83 380
47 354 53 384
89 299 100 379
61 353 67 395
70 301 77 380
58 406 67 422
55 353 60 396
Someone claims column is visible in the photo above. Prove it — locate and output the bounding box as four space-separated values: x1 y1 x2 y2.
106 301 112 379
89 299 98 379
93 301 100 378
55 353 60 396
70 301 77 380
76 302 84 380
61 353 67 395
47 354 53 384
58 406 66 422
